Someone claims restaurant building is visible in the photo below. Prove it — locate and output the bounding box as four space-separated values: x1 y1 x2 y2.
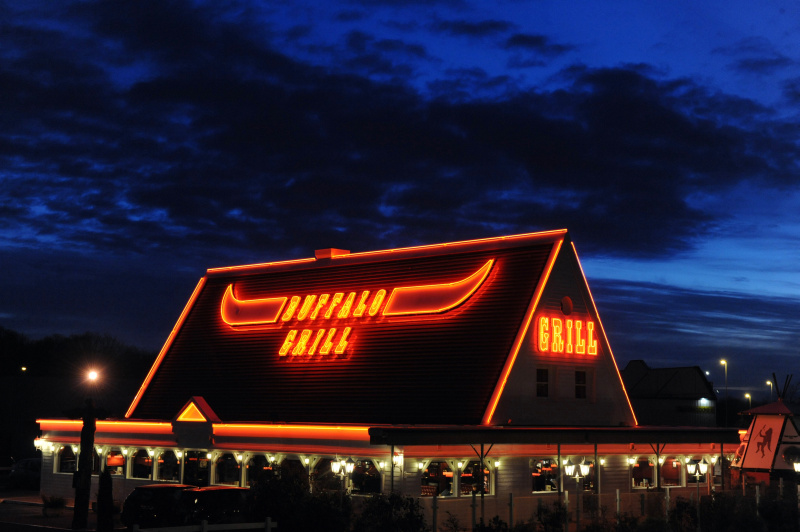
36 230 739 522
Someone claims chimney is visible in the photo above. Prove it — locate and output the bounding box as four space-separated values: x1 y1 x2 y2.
315 248 350 260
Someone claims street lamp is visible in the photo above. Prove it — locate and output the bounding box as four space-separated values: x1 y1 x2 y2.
767 380 773 402
720 360 728 426
686 459 708 503
745 393 751 409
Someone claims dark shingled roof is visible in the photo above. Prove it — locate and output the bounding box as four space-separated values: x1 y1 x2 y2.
127 232 565 425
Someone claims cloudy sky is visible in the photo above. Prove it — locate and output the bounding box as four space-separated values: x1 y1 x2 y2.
2 0 798 399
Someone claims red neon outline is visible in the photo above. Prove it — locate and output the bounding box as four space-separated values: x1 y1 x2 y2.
221 285 286 326
382 259 494 316
481 238 564 425
125 277 207 419
569 242 638 426
212 423 371 442
176 403 207 422
534 314 598 356
38 420 174 434
206 230 568 275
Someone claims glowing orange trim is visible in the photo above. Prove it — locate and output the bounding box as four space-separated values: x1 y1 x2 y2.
221 284 287 326
176 403 208 422
212 423 371 442
38 419 174 434
383 259 494 316
206 230 567 274
569 242 638 425
481 239 563 425
126 277 207 418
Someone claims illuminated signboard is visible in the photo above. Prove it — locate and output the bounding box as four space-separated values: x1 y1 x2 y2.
535 314 597 355
220 260 494 356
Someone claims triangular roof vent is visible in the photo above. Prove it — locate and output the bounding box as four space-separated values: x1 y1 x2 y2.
174 397 220 423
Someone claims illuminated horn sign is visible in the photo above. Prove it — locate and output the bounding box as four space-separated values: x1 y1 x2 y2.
383 259 494 316
221 285 287 326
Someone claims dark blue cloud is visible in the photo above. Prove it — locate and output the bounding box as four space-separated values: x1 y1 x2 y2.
1 0 799 383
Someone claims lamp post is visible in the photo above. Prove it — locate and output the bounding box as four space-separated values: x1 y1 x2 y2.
720 360 728 427
686 458 708 530
767 380 773 402
745 393 751 409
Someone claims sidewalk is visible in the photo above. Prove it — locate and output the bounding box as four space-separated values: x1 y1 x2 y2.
0 491 125 530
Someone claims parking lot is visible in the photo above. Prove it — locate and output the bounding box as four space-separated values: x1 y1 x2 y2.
0 488 125 531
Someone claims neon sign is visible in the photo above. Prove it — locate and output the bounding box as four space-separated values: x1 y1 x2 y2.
535 314 597 355
221 260 494 356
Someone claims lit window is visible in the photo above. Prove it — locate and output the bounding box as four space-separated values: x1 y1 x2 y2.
420 461 454 497
105 449 126 476
459 461 491 495
531 459 558 493
351 460 382 494
631 457 655 488
660 456 681 487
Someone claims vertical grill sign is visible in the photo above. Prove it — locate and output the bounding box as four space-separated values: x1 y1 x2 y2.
220 260 494 357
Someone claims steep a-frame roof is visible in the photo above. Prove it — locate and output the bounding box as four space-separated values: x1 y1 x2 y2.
125 230 635 427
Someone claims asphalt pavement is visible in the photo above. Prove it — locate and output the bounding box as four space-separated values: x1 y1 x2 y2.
0 488 126 531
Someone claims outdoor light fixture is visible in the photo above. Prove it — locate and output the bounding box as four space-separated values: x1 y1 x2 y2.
794 463 800 473
628 457 636 466
206 453 212 459
658 456 665 464
71 445 78 453
564 458 575 477
147 449 154 457
122 449 128 456
304 457 310 465
331 459 342 474
345 458 355 474
393 453 404 467
494 461 500 468
236 454 243 462
379 461 385 470
418 462 424 470
457 461 463 470
600 458 605 466
579 462 591 477
745 393 751 408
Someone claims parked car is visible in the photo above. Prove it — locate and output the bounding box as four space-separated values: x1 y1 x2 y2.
0 456 12 488
177 486 253 525
8 457 40 489
120 484 198 529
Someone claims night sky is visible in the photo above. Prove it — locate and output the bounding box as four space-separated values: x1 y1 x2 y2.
2 1 799 400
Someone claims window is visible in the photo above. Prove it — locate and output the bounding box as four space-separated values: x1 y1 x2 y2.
183 451 210 486
459 461 491 495
351 460 382 494
131 449 152 479
105 449 126 476
58 446 77 473
157 450 180 481
214 453 241 485
536 369 549 398
313 458 345 492
247 455 274 485
531 458 558 493
575 371 587 399
420 461 454 497
631 458 655 488
660 457 682 487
